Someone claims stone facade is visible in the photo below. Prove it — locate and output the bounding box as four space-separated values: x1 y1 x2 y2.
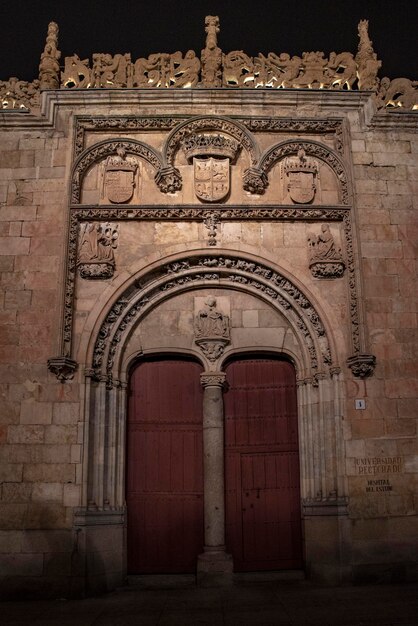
0 18 417 598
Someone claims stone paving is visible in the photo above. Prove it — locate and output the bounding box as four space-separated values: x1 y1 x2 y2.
2 579 418 625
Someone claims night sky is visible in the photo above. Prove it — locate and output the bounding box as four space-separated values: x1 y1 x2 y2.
0 0 417 83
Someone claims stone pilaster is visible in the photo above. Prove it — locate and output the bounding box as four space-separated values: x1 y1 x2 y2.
197 372 233 584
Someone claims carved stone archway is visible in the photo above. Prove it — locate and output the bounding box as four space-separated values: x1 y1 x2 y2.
76 251 348 582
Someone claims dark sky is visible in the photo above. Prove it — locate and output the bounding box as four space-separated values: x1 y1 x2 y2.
1 0 417 82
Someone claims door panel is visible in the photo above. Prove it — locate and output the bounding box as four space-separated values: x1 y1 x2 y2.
225 358 302 571
127 358 204 573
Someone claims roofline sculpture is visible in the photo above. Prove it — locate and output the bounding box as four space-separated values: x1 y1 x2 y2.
0 17 417 113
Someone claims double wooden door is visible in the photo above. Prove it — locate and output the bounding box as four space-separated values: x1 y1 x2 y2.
224 358 303 571
126 358 204 573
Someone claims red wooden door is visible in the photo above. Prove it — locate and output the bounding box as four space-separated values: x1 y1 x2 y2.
127 358 204 573
224 358 302 571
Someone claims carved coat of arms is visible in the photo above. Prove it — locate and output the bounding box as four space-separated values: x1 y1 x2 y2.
283 148 318 205
194 157 230 202
103 147 138 204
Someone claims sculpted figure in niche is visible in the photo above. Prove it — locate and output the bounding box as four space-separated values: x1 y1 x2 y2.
195 296 230 339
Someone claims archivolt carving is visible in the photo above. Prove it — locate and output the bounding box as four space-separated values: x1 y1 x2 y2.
71 139 163 204
163 116 259 168
90 254 335 387
258 141 349 204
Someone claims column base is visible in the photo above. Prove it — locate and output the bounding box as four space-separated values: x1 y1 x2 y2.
197 548 233 586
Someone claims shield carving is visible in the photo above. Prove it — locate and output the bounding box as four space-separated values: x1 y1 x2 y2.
194 157 230 202
104 165 136 204
287 171 316 204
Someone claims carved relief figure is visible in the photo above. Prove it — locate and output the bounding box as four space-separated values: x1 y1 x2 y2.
0 77 40 110
283 148 319 204
61 55 92 88
307 224 345 278
78 222 119 279
355 19 382 91
201 15 222 87
92 53 131 88
170 51 201 87
102 147 138 204
223 51 254 87
194 296 231 362
195 296 230 339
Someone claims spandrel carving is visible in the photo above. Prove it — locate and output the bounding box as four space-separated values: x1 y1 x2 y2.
77 222 119 279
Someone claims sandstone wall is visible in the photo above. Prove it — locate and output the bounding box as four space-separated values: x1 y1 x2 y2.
0 90 416 596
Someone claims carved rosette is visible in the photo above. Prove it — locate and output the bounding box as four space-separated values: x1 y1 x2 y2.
347 353 376 378
242 167 268 194
47 356 78 382
155 166 182 193
194 296 231 363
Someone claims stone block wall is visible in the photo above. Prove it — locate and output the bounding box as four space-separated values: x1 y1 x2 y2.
0 90 416 595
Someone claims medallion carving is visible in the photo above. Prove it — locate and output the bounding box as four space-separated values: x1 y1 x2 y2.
307 224 345 278
194 296 231 362
101 147 139 204
283 148 318 204
77 222 119 279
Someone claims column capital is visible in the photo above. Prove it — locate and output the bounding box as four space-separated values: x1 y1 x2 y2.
200 372 226 389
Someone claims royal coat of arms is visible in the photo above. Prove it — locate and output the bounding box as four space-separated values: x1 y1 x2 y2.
194 157 230 202
283 148 318 205
102 147 138 204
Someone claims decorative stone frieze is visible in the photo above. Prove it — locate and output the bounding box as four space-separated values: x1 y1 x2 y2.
347 353 376 378
0 77 40 110
308 224 345 278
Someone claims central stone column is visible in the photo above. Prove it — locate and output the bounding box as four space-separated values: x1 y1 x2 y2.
197 372 233 584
